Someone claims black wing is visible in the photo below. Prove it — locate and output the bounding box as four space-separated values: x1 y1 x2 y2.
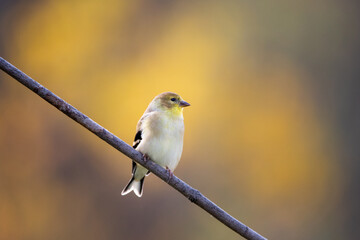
132 130 142 174
133 130 142 149
132 130 150 176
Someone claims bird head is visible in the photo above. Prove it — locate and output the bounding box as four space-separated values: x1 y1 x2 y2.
151 92 190 115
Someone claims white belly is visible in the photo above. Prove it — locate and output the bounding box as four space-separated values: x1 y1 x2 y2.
137 113 184 172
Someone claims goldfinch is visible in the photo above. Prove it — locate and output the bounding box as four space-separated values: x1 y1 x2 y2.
121 92 190 197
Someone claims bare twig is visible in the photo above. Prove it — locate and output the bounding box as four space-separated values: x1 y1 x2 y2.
0 57 267 240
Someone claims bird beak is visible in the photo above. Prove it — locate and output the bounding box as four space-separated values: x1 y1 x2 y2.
179 100 190 107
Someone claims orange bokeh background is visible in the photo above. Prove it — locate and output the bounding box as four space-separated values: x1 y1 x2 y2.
1 1 359 239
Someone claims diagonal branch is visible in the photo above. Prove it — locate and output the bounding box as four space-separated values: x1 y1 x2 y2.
0 57 267 240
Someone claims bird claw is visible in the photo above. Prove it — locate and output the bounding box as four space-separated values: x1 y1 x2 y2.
166 166 173 183
143 154 150 163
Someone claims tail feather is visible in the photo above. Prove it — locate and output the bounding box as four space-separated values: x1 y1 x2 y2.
121 176 145 197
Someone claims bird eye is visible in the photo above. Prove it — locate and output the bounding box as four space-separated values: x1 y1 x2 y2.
170 98 176 102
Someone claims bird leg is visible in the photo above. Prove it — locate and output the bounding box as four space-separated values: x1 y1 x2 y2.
143 154 150 163
166 166 173 183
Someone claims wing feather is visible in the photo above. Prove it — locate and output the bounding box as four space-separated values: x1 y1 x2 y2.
131 112 153 175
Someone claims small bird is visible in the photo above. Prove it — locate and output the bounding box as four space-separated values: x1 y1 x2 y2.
121 92 190 197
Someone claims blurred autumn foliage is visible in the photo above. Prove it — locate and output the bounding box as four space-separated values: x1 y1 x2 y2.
1 0 359 239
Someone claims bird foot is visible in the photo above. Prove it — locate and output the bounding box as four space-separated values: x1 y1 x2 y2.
143 154 150 163
166 166 173 183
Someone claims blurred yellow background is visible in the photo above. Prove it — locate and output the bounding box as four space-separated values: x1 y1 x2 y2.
1 0 359 239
